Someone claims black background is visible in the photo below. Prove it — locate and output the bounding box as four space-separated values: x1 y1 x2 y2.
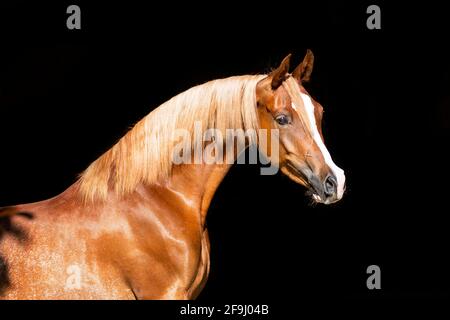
0 0 449 308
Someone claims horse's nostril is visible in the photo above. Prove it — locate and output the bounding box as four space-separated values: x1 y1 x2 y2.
324 175 337 197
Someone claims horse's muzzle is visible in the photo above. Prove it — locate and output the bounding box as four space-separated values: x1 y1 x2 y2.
309 172 342 205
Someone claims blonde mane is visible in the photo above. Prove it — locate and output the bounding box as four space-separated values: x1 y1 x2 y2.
78 75 266 202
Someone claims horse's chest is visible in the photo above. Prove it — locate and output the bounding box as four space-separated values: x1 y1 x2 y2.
186 229 210 299
139 227 210 299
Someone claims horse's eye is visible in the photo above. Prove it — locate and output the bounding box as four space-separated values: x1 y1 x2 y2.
275 114 290 126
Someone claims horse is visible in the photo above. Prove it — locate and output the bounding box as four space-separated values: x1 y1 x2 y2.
0 51 345 299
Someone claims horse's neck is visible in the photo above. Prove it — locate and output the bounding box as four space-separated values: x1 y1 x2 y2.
63 163 232 226
164 163 233 226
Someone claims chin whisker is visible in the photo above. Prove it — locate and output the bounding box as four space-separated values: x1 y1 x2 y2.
305 189 319 207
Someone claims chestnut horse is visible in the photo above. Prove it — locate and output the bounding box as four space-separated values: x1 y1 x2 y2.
0 51 345 299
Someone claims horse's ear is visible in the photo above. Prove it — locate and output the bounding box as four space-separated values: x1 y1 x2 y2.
270 54 291 89
292 49 314 83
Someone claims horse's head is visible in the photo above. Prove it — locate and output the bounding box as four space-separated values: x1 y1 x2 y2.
256 51 346 204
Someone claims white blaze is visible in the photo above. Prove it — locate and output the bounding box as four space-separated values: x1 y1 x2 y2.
295 93 346 200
